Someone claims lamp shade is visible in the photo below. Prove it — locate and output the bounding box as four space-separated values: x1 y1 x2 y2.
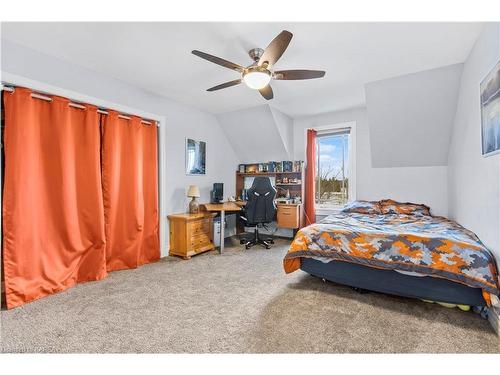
187 185 200 198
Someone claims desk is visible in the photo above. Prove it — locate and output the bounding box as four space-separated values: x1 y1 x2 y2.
200 202 242 254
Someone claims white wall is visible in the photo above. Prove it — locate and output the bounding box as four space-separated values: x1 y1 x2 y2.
294 107 448 216
270 107 294 159
1 40 240 256
366 64 462 168
216 104 292 163
448 23 500 261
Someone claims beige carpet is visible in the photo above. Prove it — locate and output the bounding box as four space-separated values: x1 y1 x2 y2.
1 238 499 353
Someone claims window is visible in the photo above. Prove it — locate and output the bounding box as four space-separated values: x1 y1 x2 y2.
315 129 350 210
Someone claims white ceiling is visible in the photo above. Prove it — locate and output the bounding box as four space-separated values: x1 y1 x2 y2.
1 22 483 117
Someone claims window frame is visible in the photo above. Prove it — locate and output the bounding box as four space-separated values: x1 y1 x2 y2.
310 121 356 216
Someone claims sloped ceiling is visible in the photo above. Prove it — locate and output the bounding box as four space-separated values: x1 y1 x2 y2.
216 105 293 163
1 22 482 116
269 107 294 158
365 64 463 168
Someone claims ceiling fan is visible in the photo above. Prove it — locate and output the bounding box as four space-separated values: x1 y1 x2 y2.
191 30 326 100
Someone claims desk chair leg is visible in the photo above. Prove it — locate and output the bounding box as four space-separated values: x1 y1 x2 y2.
241 228 274 250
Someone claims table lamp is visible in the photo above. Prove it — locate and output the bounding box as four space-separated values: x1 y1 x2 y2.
187 185 201 213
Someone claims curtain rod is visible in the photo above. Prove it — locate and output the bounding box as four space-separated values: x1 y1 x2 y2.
1 85 159 127
316 127 351 136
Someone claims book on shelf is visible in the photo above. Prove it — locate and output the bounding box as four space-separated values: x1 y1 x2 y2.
238 160 304 174
293 160 304 172
282 161 293 172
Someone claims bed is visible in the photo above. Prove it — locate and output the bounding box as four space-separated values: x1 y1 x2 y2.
284 200 499 307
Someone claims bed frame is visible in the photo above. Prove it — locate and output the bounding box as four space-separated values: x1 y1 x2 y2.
301 258 486 306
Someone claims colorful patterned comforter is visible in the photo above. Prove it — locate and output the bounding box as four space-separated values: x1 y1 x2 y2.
284 213 499 303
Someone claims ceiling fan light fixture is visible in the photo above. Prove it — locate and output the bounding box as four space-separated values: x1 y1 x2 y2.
192 30 325 100
243 69 271 90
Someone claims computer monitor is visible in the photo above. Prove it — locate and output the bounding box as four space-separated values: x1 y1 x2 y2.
212 183 224 203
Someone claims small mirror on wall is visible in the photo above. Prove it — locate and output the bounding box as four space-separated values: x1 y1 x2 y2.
481 59 500 157
186 138 206 175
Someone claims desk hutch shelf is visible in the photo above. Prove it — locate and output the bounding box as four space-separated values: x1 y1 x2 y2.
236 170 305 202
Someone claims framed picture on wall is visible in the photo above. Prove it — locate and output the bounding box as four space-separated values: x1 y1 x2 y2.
480 59 500 156
185 138 206 175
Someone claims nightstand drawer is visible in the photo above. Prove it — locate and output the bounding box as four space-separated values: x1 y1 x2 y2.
189 220 210 235
190 233 212 248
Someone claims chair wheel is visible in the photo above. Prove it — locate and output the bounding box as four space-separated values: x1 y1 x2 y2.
240 239 246 244
265 245 271 249
245 245 251 249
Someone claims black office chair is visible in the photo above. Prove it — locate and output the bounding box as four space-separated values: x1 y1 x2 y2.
239 177 277 249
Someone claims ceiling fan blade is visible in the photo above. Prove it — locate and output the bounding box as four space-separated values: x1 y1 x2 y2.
258 30 293 67
207 79 242 91
259 85 274 100
192 50 244 72
274 70 326 80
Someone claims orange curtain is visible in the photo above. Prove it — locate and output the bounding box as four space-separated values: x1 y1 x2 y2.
304 129 317 225
101 111 160 271
2 88 107 309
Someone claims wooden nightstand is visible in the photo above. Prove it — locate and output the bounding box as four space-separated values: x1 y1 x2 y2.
167 212 216 259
